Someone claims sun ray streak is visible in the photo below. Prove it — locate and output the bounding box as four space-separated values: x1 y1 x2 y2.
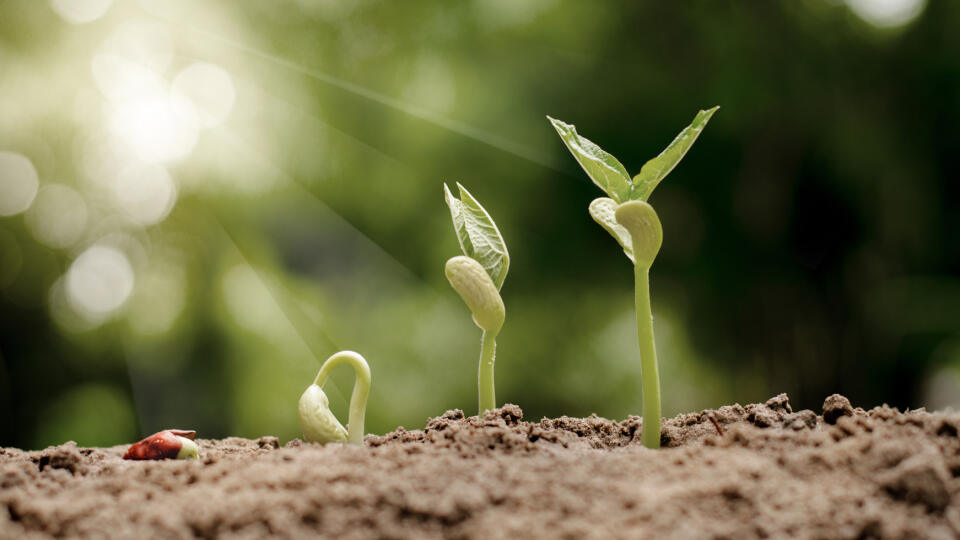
213 214 350 405
212 123 429 286
147 13 565 172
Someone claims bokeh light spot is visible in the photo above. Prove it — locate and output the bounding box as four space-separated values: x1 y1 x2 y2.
49 276 100 333
0 151 40 216
66 245 135 319
845 0 926 28
172 62 236 128
26 184 89 249
49 0 113 25
472 0 558 30
111 163 177 226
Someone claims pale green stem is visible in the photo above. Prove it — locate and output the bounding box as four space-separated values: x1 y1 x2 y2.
634 264 661 449
312 351 371 445
478 330 497 414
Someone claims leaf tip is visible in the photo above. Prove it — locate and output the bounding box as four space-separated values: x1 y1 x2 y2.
455 181 472 200
547 115 571 133
700 105 720 120
443 182 456 205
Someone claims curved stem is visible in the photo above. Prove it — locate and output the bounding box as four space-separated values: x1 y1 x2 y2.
312 351 371 445
478 330 497 414
634 264 661 449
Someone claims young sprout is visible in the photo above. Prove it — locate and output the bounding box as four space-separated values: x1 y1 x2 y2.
549 107 718 449
299 350 371 445
443 182 510 414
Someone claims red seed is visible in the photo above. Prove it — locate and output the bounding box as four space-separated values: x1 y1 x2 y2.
123 429 196 460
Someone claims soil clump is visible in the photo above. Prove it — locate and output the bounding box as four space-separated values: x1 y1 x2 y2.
3 394 960 538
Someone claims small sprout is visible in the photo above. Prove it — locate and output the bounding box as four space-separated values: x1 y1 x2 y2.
549 107 718 449
123 429 199 460
299 350 371 445
443 182 509 414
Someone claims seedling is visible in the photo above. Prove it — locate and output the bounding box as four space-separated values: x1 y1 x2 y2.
549 107 718 449
443 183 509 414
299 350 371 445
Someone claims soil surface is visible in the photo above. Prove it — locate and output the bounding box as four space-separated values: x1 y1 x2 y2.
3 394 960 538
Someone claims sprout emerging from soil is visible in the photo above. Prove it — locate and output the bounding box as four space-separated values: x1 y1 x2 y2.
549 107 718 449
299 351 371 445
443 183 510 414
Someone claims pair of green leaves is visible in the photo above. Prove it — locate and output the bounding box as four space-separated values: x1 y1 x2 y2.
549 107 718 263
444 182 509 290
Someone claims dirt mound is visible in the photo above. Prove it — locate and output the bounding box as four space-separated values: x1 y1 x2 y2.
3 394 960 538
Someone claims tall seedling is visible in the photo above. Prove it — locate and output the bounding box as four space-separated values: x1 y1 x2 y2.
549 107 718 448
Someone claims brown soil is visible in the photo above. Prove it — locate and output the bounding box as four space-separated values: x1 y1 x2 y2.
3 394 960 539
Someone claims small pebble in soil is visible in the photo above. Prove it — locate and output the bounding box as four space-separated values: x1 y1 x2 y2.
822 394 854 425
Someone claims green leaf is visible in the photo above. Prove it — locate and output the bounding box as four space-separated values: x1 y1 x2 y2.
548 116 631 203
443 182 510 289
630 106 719 201
588 198 634 263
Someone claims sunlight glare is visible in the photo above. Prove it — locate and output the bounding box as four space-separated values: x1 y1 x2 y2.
106 91 199 164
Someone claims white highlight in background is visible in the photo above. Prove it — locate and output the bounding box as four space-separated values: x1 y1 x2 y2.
66 245 134 318
172 62 236 128
0 151 39 216
25 184 88 248
50 0 113 24
845 0 926 28
106 90 199 164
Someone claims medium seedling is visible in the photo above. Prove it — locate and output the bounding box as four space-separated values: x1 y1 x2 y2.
299 350 371 445
443 182 509 414
549 107 718 449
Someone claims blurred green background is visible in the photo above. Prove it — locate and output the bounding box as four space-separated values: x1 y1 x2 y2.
2 0 959 449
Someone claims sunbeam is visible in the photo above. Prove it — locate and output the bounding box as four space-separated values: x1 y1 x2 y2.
146 13 565 173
